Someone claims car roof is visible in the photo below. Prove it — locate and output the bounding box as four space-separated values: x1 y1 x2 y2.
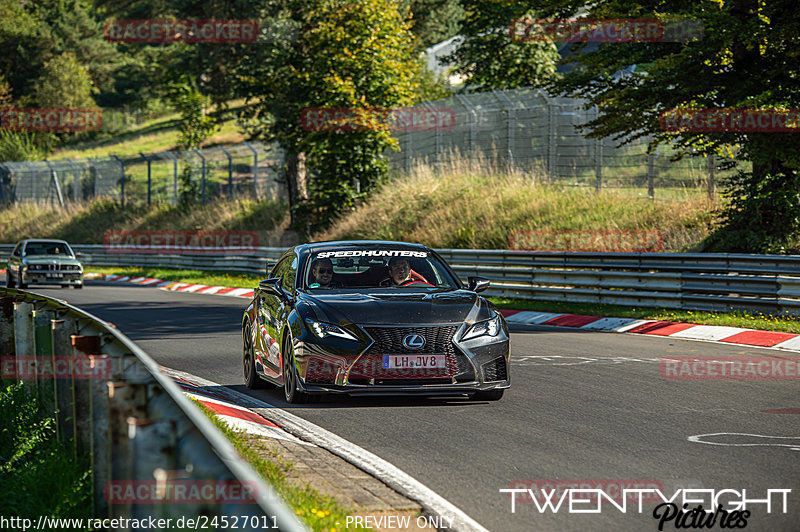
298 240 432 255
20 239 71 245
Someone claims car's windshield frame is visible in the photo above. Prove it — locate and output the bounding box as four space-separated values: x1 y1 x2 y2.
302 248 461 291
22 242 75 258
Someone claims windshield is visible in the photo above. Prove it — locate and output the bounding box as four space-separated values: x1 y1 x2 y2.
304 249 460 290
23 242 74 257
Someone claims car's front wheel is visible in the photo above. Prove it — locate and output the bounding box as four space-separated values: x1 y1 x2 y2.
283 336 315 404
73 283 83 289
243 322 266 390
5 269 12 288
16 269 27 289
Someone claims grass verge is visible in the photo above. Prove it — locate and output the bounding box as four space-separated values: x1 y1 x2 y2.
314 155 718 251
89 266 800 334
0 381 92 524
0 198 290 245
193 400 365 531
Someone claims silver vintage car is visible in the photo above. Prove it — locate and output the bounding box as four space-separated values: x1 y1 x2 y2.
5 239 84 289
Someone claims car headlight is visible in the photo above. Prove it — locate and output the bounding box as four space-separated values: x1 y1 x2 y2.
462 313 502 341
308 320 358 341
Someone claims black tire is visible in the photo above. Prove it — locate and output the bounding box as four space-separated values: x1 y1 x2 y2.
473 389 504 401
243 322 267 389
17 269 27 289
73 283 83 289
283 336 316 404
5 269 12 288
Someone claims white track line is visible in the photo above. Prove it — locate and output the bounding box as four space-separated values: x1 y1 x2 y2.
163 367 489 532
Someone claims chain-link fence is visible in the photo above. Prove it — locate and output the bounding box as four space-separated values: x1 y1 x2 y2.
1 88 748 206
0 141 287 206
388 87 748 197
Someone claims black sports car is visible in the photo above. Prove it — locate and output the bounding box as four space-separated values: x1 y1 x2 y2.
242 241 510 403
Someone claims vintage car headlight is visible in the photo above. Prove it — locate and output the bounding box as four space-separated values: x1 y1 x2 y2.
308 320 358 341
462 313 502 341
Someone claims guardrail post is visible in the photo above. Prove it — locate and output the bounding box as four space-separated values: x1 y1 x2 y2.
13 302 34 390
90 350 111 517
72 334 101 461
107 380 147 520
52 319 77 453
0 296 15 357
129 417 177 521
32 308 54 413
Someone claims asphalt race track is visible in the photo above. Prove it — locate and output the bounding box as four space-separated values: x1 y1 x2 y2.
13 279 800 531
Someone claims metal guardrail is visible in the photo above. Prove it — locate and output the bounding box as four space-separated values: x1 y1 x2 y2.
2 245 800 315
0 288 306 531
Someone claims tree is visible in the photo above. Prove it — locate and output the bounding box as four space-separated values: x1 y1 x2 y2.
33 52 96 108
235 0 420 230
444 0 560 90
527 0 800 252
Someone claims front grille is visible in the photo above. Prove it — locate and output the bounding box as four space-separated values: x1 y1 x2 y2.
482 356 508 382
349 326 468 381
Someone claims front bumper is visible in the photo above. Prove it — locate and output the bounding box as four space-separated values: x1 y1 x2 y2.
294 328 511 396
22 272 83 285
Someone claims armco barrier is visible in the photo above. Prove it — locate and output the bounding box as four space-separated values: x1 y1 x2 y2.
2 245 799 315
0 288 306 531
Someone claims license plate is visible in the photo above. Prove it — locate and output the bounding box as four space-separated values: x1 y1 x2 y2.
383 355 446 369
46 272 63 278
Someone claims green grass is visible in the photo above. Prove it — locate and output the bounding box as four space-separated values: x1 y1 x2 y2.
90 266 263 289
0 382 91 524
193 400 366 532
0 198 289 245
314 157 718 251
87 266 800 334
491 298 800 334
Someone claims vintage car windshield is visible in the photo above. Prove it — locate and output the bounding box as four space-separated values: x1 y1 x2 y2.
23 242 74 257
304 249 460 290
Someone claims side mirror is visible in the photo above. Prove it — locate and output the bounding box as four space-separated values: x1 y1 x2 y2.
467 276 490 293
259 277 282 295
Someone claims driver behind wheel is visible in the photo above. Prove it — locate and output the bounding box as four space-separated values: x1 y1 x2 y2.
388 257 432 286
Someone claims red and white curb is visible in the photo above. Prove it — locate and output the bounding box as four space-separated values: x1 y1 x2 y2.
500 310 800 353
170 373 313 446
103 274 254 299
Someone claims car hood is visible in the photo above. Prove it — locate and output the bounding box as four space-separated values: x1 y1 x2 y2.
301 289 493 326
22 255 81 266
